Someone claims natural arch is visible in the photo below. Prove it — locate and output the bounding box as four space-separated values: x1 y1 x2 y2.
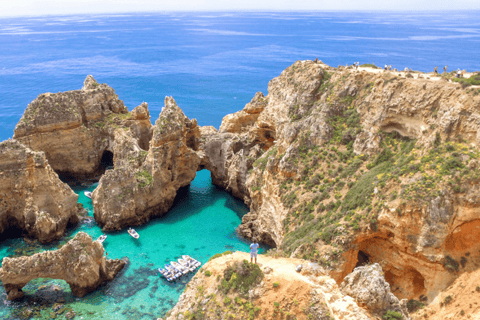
0 232 125 300
355 250 370 268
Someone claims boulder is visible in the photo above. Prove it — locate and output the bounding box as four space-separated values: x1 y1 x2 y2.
340 263 410 319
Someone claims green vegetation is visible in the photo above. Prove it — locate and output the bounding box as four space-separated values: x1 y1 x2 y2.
443 295 453 306
406 299 424 313
204 270 212 277
382 310 403 320
218 260 264 296
273 281 279 288
444 255 459 272
360 63 379 69
453 73 480 88
208 250 233 262
135 169 153 188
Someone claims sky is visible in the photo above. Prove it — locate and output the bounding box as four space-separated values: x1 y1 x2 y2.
0 0 479 17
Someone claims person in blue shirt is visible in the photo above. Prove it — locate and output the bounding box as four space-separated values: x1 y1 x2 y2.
250 238 259 264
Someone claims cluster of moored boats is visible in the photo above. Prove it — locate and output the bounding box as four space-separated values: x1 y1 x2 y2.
158 255 201 281
86 191 201 282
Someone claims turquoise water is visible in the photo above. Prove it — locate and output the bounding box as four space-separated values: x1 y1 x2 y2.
0 169 268 319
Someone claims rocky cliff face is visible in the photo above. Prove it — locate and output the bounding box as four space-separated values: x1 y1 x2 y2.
202 60 480 305
0 232 125 300
164 252 376 320
92 97 201 230
0 140 81 243
13 75 152 179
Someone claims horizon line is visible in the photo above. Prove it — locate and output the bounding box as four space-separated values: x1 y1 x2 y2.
1 9 480 19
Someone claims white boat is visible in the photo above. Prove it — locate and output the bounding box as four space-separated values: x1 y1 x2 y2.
97 234 107 243
128 228 139 239
165 264 182 278
171 261 189 275
178 258 197 272
84 191 92 199
182 255 201 268
158 268 176 282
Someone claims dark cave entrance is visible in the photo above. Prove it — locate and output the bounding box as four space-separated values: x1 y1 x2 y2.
100 150 114 170
355 250 370 268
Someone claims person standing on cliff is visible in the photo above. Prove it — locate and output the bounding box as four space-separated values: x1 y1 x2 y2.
250 239 259 264
434 66 438 74
443 65 448 73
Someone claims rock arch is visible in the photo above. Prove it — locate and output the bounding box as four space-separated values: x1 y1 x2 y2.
0 232 125 300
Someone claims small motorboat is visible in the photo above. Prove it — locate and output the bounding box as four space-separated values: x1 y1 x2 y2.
165 264 182 278
84 191 92 199
158 268 176 282
182 255 201 268
178 258 197 272
96 234 107 243
128 228 139 239
171 261 189 275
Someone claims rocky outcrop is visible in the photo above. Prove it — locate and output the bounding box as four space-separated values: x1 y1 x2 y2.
340 263 410 319
165 252 374 320
0 232 125 300
0 139 81 243
92 97 200 231
202 61 480 306
13 75 152 179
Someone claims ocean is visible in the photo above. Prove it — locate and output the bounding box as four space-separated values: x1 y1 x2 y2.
0 10 479 319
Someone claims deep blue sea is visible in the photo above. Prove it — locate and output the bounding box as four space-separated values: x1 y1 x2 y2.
0 11 479 319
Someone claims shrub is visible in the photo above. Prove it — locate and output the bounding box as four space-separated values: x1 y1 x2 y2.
205 270 212 277
406 299 424 313
382 310 403 320
443 295 453 305
220 260 264 295
273 281 279 288
443 255 459 272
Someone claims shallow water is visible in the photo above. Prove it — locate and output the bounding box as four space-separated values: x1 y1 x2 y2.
0 169 268 319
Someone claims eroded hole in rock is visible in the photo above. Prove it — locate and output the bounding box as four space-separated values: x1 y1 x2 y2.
355 250 370 268
258 232 276 248
0 215 24 241
100 150 114 171
22 278 70 302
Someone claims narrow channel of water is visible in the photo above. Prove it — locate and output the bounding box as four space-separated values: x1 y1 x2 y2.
0 169 269 319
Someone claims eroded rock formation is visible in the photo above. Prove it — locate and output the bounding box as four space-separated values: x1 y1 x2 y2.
201 61 480 305
13 75 152 179
0 232 125 300
165 252 374 320
340 263 410 319
92 97 201 230
0 140 81 242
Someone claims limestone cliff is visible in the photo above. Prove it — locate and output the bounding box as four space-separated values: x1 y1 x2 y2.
92 97 200 231
164 252 376 320
13 75 152 179
0 232 125 300
0 139 81 243
205 60 480 306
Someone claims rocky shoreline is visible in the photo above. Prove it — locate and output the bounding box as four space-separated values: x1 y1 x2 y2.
1 61 480 319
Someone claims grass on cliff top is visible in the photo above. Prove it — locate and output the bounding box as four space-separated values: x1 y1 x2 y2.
218 260 263 296
453 73 480 88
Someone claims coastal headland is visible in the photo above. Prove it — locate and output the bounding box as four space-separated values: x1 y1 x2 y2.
1 60 480 319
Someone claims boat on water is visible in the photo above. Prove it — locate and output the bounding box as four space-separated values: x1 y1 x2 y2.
165 264 182 278
158 268 176 282
128 228 139 239
182 255 201 268
97 234 107 243
171 261 189 275
178 258 197 272
84 191 92 199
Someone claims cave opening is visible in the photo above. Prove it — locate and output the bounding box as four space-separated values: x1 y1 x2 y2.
100 150 114 171
355 250 370 268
